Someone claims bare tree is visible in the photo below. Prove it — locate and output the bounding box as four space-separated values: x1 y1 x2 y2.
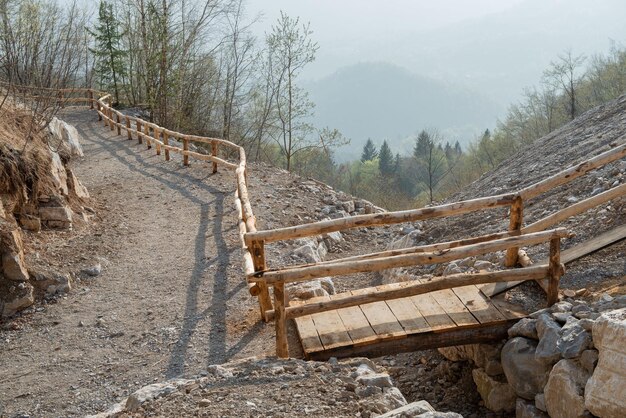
543 50 587 120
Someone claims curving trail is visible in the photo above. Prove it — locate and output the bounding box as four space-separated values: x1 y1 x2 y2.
0 109 275 417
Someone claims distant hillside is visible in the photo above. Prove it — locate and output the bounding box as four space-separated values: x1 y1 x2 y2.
307 62 501 161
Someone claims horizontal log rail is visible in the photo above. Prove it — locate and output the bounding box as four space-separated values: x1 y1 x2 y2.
519 139 626 200
245 193 519 245
522 182 626 234
249 228 569 285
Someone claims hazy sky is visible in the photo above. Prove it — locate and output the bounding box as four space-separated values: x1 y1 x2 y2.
246 0 626 104
246 0 526 78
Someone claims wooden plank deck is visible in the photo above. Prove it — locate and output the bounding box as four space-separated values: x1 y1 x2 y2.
480 224 626 297
294 281 527 360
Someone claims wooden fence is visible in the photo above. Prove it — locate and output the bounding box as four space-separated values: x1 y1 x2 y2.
3 83 625 358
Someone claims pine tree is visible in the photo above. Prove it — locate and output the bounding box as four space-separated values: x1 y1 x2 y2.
88 1 127 105
378 140 394 176
413 130 431 159
361 138 378 162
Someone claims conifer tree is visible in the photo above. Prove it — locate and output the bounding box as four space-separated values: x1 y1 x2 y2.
378 140 394 176
88 0 127 105
361 138 378 162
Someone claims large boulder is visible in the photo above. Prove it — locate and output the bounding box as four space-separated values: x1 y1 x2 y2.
584 308 626 418
49 117 84 157
544 359 590 418
516 398 549 418
501 337 552 400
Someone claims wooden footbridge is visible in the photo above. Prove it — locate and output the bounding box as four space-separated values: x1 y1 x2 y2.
4 82 626 360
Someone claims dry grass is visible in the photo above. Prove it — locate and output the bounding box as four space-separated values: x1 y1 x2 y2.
0 102 55 214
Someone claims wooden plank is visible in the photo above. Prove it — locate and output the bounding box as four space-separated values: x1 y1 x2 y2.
307 320 520 361
331 293 379 346
481 225 626 297
490 293 528 320
408 291 456 331
384 297 431 334
429 288 480 327
351 289 406 339
367 282 431 334
309 296 353 350
293 315 325 354
452 285 506 324
561 224 626 264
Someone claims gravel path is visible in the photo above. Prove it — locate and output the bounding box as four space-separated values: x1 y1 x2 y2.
0 109 276 417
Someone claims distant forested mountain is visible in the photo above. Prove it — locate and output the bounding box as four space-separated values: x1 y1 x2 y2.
307 62 501 160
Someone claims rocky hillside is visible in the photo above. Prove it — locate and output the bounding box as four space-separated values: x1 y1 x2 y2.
0 102 92 318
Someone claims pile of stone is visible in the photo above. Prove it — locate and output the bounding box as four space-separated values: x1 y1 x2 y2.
90 357 457 418
0 117 91 317
440 298 626 418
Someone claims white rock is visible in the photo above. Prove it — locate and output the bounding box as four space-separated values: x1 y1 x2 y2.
49 151 69 195
584 308 626 418
125 383 177 412
49 117 84 157
39 205 72 222
544 359 590 418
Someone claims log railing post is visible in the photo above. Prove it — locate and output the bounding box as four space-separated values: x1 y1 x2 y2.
183 136 189 166
163 130 170 161
212 140 218 173
116 112 121 135
97 102 102 121
146 126 152 149
108 108 114 131
156 129 162 155
136 120 143 144
505 195 524 267
274 282 288 358
88 90 94 109
547 237 562 306
249 239 274 321
126 116 132 140
58 91 64 108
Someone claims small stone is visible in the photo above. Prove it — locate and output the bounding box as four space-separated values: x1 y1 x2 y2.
356 372 393 388
558 317 593 359
517 398 549 418
508 318 539 340
578 318 595 332
81 263 102 277
580 349 599 374
198 399 211 407
563 289 577 298
126 383 177 411
552 312 572 323
535 393 547 412
472 368 516 412
551 301 573 313
474 260 494 271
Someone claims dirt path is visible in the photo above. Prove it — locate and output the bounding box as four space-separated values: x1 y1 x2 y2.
0 109 276 417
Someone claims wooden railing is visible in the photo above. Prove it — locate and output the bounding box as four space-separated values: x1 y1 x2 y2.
3 83 625 358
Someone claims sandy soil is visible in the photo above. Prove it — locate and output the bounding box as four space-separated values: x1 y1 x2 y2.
0 109 279 416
